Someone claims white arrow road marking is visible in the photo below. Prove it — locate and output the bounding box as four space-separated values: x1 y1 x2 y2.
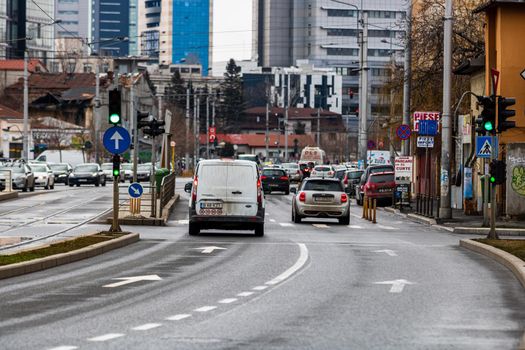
373 249 398 257
166 314 191 321
194 246 227 254
103 275 162 288
374 279 415 293
176 219 189 224
279 223 294 227
110 131 124 150
132 323 162 331
87 333 125 342
194 306 217 312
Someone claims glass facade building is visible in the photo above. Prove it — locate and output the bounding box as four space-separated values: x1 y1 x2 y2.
91 0 130 56
172 0 211 76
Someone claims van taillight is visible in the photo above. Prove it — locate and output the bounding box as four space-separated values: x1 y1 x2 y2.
192 177 198 202
299 192 306 202
257 179 262 204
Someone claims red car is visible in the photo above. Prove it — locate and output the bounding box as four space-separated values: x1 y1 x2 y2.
362 171 395 205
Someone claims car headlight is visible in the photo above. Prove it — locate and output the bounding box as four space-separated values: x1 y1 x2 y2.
92 173 98 177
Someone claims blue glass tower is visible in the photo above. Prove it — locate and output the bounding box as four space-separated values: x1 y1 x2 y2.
172 0 211 76
91 0 130 56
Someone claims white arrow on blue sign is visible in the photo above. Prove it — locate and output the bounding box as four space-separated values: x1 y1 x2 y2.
103 126 131 155
128 182 144 198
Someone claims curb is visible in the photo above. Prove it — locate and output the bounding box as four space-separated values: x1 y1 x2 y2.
0 191 18 202
0 232 140 280
107 193 180 226
454 227 525 236
460 239 525 350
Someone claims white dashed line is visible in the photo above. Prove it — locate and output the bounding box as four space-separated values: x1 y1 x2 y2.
266 243 309 285
194 306 217 312
237 291 254 297
348 225 363 229
47 346 78 350
218 298 238 304
270 219 276 223
87 333 125 342
279 223 294 227
350 213 361 219
132 323 162 331
252 286 268 291
312 224 329 228
166 314 191 321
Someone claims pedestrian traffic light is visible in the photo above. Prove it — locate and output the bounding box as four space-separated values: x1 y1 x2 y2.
476 96 496 135
489 159 506 185
108 89 122 125
112 154 121 177
497 96 516 133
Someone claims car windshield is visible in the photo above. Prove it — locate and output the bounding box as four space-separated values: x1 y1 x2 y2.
101 164 112 170
348 171 364 179
282 163 299 169
314 166 331 172
50 164 68 171
138 165 151 171
370 174 395 183
122 164 133 170
30 165 48 172
303 180 342 192
262 169 285 176
334 170 346 179
75 165 98 172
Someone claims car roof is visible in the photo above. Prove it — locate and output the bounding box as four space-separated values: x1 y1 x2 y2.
303 177 341 182
369 171 395 176
199 159 256 166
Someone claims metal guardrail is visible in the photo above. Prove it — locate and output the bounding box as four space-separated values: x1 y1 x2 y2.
0 170 13 192
159 172 176 217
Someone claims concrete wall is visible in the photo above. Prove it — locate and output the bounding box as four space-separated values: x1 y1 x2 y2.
506 143 525 217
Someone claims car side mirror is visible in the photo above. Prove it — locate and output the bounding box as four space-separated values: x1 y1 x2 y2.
290 187 297 194
184 182 192 193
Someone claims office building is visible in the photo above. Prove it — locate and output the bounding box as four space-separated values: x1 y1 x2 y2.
138 0 162 58
54 0 90 40
91 0 131 56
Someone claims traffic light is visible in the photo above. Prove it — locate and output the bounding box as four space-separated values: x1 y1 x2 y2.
489 159 506 185
137 111 151 129
112 154 121 177
108 89 122 125
143 119 165 137
476 96 496 135
497 96 516 133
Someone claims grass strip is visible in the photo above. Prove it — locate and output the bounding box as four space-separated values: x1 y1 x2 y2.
475 239 525 261
0 233 125 266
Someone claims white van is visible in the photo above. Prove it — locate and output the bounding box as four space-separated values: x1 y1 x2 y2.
186 159 265 236
35 150 86 167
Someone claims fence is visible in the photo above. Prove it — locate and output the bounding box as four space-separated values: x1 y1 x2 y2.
0 170 13 192
415 194 440 218
159 172 176 217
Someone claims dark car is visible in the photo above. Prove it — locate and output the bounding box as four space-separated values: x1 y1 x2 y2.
49 163 72 185
362 172 396 205
298 162 312 178
343 170 364 195
355 164 395 205
69 163 106 187
261 168 290 194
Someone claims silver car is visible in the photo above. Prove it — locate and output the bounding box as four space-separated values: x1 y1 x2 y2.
29 163 55 190
291 178 350 225
310 165 335 178
281 163 303 182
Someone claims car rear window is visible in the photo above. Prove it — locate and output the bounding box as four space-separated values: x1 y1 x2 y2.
348 171 364 179
262 169 286 176
370 166 394 174
299 163 308 170
303 180 343 192
334 170 346 179
282 163 299 169
314 166 331 172
370 174 394 183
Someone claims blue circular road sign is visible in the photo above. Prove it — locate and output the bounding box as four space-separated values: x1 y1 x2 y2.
396 124 412 140
128 182 144 198
103 126 131 155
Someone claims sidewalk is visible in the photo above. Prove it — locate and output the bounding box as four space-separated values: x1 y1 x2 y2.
383 202 525 236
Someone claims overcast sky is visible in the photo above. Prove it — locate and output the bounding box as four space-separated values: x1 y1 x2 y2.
212 0 253 63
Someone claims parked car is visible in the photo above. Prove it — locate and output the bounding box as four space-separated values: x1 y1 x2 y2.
29 163 55 190
291 177 350 225
343 170 364 195
361 171 396 205
310 165 335 178
185 159 265 236
69 163 106 187
355 164 395 205
0 164 35 192
261 168 290 194
49 163 72 185
137 164 152 182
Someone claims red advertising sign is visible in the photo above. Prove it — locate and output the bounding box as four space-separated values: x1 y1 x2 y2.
413 111 440 132
208 127 216 143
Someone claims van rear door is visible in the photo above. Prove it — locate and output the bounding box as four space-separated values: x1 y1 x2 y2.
196 164 228 215
225 163 258 216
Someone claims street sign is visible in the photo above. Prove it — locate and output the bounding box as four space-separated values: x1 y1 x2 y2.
367 150 391 165
418 120 438 136
170 141 176 147
209 126 216 143
396 124 411 140
491 68 500 95
521 69 525 81
395 156 413 181
128 182 144 198
476 136 498 158
103 126 131 155
417 136 434 148
367 140 376 150
413 111 440 132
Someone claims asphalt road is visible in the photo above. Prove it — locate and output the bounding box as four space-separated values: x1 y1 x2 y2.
1 182 525 349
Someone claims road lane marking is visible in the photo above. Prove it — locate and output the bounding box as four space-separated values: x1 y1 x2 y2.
176 219 189 224
279 223 294 227
87 333 125 342
166 314 191 321
348 225 363 229
103 275 162 288
194 246 227 254
47 347 78 350
373 249 398 257
377 225 397 230
218 298 238 304
350 213 361 219
194 306 217 312
312 224 329 228
237 291 254 297
252 286 268 291
266 243 309 285
270 219 276 223
374 279 415 293
132 323 162 331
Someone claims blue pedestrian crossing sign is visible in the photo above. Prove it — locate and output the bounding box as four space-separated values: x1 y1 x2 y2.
103 126 131 155
476 136 498 158
128 182 144 198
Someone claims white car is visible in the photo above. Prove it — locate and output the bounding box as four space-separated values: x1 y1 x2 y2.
29 163 55 190
185 159 265 236
310 165 335 178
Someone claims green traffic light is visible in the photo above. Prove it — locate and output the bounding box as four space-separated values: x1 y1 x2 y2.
490 176 496 183
113 169 120 177
484 121 494 132
109 113 121 124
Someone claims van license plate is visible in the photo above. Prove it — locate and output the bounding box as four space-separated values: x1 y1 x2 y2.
200 202 223 209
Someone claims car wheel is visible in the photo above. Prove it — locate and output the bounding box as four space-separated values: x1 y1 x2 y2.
285 189 290 195
254 223 264 237
50 183 54 190
102 180 106 187
44 181 49 190
339 214 350 225
22 181 28 192
76 184 80 187
293 207 302 224
189 222 200 236
95 178 100 187
356 195 363 206
69 183 74 187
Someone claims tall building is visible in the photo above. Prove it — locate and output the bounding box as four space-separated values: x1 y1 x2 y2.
138 0 162 58
170 0 212 75
54 0 90 40
91 0 130 56
253 0 407 121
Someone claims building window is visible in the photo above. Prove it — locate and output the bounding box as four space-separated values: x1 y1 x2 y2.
308 24 311 37
83 64 92 73
326 28 357 37
327 9 356 17
307 43 311 56
326 48 358 56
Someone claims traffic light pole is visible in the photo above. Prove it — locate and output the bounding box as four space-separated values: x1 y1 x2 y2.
110 173 122 233
483 158 489 227
150 135 157 218
488 96 499 239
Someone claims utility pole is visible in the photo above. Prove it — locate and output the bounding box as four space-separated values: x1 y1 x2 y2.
22 50 29 161
265 102 270 159
359 11 369 163
284 73 289 162
439 0 453 219
402 1 412 156
317 107 321 147
94 62 100 164
131 82 138 183
206 94 210 158
185 86 190 170
212 94 216 126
